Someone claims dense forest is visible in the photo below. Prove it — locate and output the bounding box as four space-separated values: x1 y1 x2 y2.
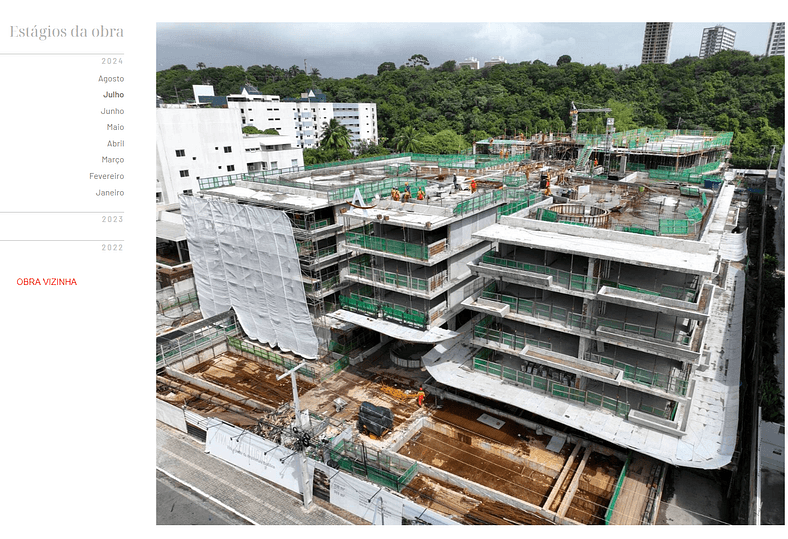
157 50 785 168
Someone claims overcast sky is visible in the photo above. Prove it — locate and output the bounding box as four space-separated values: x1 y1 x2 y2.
157 18 777 79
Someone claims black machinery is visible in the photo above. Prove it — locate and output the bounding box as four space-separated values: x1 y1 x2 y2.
357 401 393 438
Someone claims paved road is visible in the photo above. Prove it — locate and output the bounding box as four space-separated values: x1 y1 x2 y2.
157 470 252 525
156 423 352 525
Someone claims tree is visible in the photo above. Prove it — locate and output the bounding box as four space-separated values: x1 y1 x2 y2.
196 62 206 70
242 126 264 134
436 60 457 73
556 55 572 66
406 54 430 68
319 118 351 151
309 67 321 87
355 140 389 157
287 65 302 79
392 126 422 153
377 62 396 75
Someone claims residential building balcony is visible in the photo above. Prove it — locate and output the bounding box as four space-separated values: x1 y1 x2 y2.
471 343 682 428
464 281 702 362
344 230 447 265
475 248 705 307
344 255 450 299
338 285 447 330
470 347 632 419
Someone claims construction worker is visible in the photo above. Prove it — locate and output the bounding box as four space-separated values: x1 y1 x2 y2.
417 187 425 200
417 387 426 407
391 187 400 201
470 179 477 193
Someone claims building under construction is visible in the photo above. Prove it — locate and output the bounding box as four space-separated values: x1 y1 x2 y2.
156 127 743 525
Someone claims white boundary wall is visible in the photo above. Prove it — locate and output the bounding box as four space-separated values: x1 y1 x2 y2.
156 399 187 433
204 419 302 494
200 417 456 525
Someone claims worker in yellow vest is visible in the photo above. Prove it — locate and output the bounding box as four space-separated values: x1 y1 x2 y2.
417 387 426 407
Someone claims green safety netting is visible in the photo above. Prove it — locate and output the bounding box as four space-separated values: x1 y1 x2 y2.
659 219 690 235
685 207 704 223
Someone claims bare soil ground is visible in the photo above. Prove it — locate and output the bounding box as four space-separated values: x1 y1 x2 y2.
404 474 555 525
184 353 314 408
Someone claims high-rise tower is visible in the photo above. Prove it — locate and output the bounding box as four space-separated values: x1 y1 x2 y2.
641 22 673 64
766 22 785 56
699 25 736 59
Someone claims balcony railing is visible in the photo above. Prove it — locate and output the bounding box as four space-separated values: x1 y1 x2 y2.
585 353 689 397
480 250 598 292
339 292 428 330
471 355 630 418
472 320 552 352
344 232 448 262
291 215 334 231
482 250 699 302
476 292 692 345
348 261 447 293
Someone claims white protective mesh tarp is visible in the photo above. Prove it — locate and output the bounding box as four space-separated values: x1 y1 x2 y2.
180 196 319 359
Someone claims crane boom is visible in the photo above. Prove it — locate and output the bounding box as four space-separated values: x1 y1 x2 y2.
570 101 612 139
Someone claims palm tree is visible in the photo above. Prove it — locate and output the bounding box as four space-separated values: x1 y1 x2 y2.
287 65 302 79
319 119 351 151
393 126 421 153
309 67 321 88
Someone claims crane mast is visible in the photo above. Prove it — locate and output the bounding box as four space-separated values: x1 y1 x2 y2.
570 101 612 139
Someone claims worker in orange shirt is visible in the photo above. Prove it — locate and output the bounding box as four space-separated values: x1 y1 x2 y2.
417 387 426 407
470 179 477 193
417 187 425 200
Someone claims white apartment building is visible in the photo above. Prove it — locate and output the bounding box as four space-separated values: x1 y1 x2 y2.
483 56 506 68
766 22 785 57
223 86 378 150
641 22 673 64
699 25 736 59
457 57 479 69
155 107 303 204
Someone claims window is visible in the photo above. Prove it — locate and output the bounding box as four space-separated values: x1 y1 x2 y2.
271 161 278 170
179 170 189 177
291 159 298 167
224 146 232 153
182 189 193 195
175 149 185 157
227 165 235 172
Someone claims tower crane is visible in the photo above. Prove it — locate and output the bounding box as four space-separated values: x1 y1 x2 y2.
570 101 612 139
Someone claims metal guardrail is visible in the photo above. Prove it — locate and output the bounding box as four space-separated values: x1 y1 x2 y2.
156 315 240 368
472 355 631 418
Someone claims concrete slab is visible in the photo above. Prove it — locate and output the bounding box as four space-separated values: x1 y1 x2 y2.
475 223 718 275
